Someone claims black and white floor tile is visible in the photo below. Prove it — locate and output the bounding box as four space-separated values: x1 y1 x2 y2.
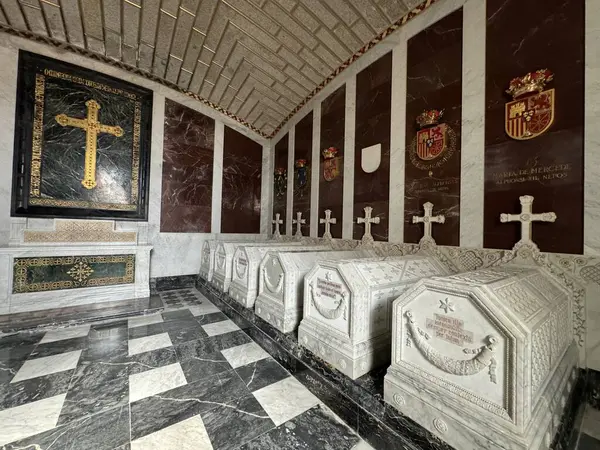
0 288 373 450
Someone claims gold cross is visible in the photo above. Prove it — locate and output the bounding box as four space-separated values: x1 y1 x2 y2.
55 99 124 190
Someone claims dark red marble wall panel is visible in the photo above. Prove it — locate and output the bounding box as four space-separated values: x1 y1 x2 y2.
484 0 584 254
404 9 463 246
221 126 262 234
353 53 392 241
293 112 313 236
319 85 345 239
161 99 214 232
273 134 289 232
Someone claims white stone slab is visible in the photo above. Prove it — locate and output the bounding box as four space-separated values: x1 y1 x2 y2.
199 237 267 282
255 249 378 333
211 241 303 293
298 256 449 379
384 266 577 450
228 244 331 308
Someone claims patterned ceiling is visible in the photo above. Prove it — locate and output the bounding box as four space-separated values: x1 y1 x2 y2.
0 0 434 137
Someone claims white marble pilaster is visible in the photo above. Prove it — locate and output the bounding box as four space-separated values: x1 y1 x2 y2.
287 128 295 236
388 36 408 244
459 0 486 248
0 45 18 246
211 121 224 233
260 142 274 235
342 76 357 239
585 0 600 255
310 104 321 237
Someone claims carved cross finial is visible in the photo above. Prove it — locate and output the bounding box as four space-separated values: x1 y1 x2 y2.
272 213 283 238
319 209 337 239
412 202 445 244
292 212 306 237
500 195 556 246
357 206 380 243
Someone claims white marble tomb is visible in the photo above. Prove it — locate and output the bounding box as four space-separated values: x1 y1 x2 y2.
228 244 331 308
211 241 302 292
254 249 379 333
384 266 577 450
199 237 267 283
298 256 449 379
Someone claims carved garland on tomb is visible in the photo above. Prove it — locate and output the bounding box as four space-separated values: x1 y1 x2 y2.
405 310 498 383
216 252 226 270
262 266 284 294
234 255 248 280
308 282 347 320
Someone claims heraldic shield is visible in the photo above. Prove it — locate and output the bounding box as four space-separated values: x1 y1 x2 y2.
505 89 555 140
323 158 339 181
416 124 447 161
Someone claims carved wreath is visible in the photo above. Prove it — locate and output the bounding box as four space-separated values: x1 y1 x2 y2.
405 310 498 384
262 266 284 294
234 256 247 280
216 253 225 269
309 282 347 320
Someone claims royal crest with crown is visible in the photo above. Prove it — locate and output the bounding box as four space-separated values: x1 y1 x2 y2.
409 109 456 174
322 147 340 182
505 69 555 140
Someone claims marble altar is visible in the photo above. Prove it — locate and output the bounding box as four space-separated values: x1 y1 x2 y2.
298 256 449 379
384 266 577 450
255 249 378 333
228 244 331 308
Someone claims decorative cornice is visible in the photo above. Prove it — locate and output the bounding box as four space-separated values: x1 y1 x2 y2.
0 0 439 139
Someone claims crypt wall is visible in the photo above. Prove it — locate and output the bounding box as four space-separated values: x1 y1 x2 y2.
269 0 600 370
0 34 272 279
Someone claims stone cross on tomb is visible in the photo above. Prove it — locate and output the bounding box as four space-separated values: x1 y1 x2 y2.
412 202 445 244
319 210 337 239
55 99 124 190
500 195 556 246
272 213 283 238
292 212 306 237
357 206 380 243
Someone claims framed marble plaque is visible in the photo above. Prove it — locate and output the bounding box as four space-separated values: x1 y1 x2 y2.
11 51 152 220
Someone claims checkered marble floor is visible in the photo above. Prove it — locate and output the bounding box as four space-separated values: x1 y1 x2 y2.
0 288 372 450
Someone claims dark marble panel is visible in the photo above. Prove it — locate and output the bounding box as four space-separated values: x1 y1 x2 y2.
235 358 290 392
174 330 252 361
126 347 179 375
128 322 165 339
293 112 313 236
319 85 345 239
152 275 197 292
162 309 195 321
483 0 584 254
29 336 89 358
202 394 274 450
130 369 248 440
221 126 263 234
4 405 130 450
161 99 215 233
167 323 208 345
239 405 360 450
0 370 73 410
195 311 228 325
404 9 463 246
180 350 233 383
273 134 289 232
354 53 392 241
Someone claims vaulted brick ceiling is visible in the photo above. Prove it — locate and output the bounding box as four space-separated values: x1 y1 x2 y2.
0 0 430 137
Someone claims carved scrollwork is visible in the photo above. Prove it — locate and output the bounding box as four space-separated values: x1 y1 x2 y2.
309 282 347 320
405 310 498 383
262 266 284 294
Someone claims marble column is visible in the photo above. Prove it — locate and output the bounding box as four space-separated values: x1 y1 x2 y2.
211 121 224 233
287 128 295 236
585 0 600 256
261 142 274 235
342 76 357 239
460 0 486 248
311 104 321 237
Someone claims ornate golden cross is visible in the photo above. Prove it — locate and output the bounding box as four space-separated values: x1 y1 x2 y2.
55 99 124 189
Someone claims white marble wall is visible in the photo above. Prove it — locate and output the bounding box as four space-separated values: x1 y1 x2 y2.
0 35 271 279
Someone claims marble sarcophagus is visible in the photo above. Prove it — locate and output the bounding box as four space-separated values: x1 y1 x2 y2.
211 241 302 292
228 244 331 308
199 237 266 283
384 266 577 450
255 249 378 333
298 256 449 379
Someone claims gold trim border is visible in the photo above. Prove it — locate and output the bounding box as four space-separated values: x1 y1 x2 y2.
13 254 135 293
0 0 438 138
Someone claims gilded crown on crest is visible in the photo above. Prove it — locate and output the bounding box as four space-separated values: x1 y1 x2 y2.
416 109 444 129
506 69 553 99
